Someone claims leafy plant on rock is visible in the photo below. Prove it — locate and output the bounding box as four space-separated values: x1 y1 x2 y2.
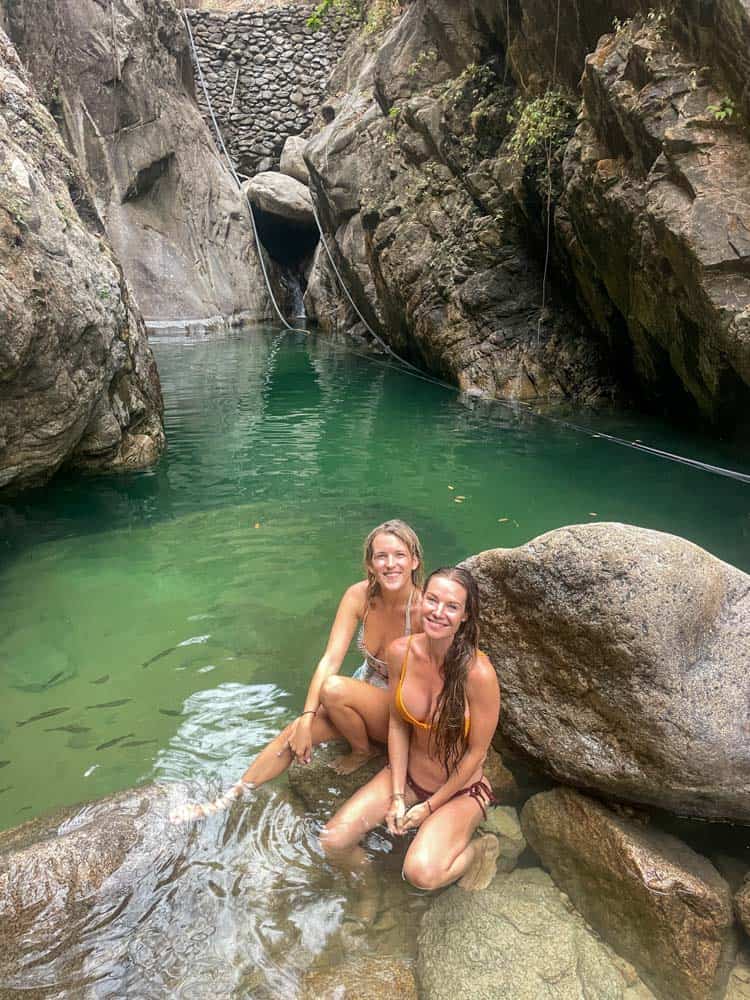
707 95 736 121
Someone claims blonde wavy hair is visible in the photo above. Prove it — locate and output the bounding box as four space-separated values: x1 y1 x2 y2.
363 520 424 603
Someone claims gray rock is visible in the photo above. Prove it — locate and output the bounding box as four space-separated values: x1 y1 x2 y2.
280 135 310 184
4 0 270 322
521 787 737 1000
464 523 750 823
417 867 655 1000
479 805 525 873
0 28 164 492
736 877 750 939
243 170 314 225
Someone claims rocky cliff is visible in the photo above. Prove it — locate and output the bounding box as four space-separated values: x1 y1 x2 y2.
300 0 750 431
0 28 164 492
2 0 270 324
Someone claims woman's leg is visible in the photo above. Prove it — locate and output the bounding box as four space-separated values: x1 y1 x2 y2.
321 766 417 867
170 710 340 822
319 676 390 775
402 793 498 891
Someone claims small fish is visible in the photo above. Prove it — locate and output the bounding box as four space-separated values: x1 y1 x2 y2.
589 512 598 517
86 699 132 710
159 708 182 717
448 485 455 490
17 707 69 727
0 760 9 769
45 670 66 687
18 805 31 813
498 518 509 523
46 724 91 734
96 733 134 751
121 739 157 748
15 670 70 693
91 674 110 685
142 647 175 669
0 785 12 794
454 497 464 504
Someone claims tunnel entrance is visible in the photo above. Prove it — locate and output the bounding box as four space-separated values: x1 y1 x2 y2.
251 205 319 321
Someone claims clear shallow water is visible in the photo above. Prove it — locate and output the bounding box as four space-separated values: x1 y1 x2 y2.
1 325 749 996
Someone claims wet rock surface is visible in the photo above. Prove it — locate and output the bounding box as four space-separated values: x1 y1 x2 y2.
737 878 750 938
3 0 269 322
479 805 526 873
522 787 737 1000
465 522 750 823
0 28 164 492
300 956 418 1000
417 867 655 1000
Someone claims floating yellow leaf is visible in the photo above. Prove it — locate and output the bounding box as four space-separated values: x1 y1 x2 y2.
254 522 261 528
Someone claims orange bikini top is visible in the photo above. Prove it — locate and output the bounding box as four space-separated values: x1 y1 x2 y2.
395 635 471 738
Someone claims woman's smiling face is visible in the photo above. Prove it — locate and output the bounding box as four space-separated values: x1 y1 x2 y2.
369 532 418 592
421 576 468 639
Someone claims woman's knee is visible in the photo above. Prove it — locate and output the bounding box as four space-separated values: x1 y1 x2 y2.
402 849 445 891
320 819 358 855
320 674 348 708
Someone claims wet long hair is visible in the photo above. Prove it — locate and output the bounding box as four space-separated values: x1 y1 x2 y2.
363 520 424 603
426 566 481 774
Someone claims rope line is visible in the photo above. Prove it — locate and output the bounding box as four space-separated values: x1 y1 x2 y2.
180 9 750 487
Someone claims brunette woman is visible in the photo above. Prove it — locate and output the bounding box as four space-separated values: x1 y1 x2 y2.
172 520 423 821
321 567 501 891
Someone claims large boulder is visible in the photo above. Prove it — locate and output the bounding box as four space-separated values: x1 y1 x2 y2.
521 787 737 1000
417 867 655 999
0 28 164 492
244 171 315 226
737 878 750 939
3 0 269 323
465 523 750 823
280 135 310 186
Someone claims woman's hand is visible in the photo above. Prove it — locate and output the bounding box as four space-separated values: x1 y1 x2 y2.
399 801 431 832
385 794 407 835
287 713 315 764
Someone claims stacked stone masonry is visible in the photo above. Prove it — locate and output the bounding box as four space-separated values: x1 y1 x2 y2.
186 4 356 175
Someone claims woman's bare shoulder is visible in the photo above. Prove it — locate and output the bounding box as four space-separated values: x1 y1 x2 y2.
342 579 369 608
468 650 499 687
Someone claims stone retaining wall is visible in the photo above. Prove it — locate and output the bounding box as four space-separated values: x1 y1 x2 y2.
186 4 356 175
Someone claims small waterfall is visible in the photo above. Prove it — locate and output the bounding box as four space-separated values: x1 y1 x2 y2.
286 271 306 320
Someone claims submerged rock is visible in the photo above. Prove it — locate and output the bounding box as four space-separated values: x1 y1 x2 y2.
417 867 655 999
479 805 526 873
3 0 269 323
244 170 315 226
465 522 750 823
521 787 737 1000
300 956 418 1000
0 28 164 492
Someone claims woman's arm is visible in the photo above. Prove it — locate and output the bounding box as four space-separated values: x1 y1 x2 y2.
400 653 500 829
384 637 411 835
287 582 364 763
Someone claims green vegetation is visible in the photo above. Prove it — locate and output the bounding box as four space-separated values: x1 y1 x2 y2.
707 96 736 121
506 90 576 164
307 0 399 34
407 49 438 78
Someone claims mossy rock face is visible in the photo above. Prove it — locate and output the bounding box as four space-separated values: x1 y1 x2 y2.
522 787 737 1000
417 867 655 1000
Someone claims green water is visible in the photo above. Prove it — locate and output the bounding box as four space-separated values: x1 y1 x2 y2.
2 325 750 997
1 326 749 830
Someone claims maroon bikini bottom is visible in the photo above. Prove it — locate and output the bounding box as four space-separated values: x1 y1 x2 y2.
406 772 497 820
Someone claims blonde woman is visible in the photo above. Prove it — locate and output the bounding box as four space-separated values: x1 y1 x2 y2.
172 520 423 821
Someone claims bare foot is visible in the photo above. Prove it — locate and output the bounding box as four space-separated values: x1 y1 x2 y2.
458 834 500 891
169 782 252 824
328 747 381 775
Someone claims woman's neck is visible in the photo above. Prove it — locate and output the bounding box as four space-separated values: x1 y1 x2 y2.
378 582 412 610
425 634 453 670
